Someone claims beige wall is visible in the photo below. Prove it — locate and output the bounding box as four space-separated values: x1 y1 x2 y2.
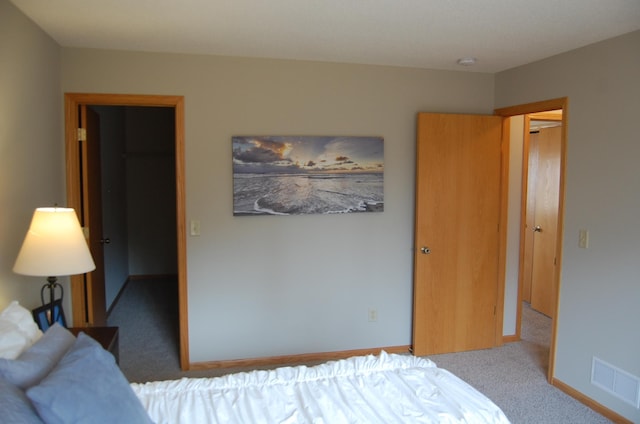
60 48 496 362
0 0 67 312
496 30 640 423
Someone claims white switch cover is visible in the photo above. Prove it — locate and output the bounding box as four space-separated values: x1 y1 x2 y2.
578 229 589 248
190 220 201 236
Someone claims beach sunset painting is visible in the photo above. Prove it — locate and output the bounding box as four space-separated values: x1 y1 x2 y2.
233 136 384 216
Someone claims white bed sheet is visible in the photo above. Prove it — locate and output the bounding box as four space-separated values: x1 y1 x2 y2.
131 351 510 424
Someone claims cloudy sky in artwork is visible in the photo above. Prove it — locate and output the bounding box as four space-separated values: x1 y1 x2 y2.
232 136 383 174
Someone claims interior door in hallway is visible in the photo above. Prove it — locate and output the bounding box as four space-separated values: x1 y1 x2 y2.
528 126 562 318
412 113 503 356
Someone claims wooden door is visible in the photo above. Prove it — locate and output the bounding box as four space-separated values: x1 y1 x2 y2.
412 113 503 356
521 129 538 303
81 105 107 326
529 126 561 317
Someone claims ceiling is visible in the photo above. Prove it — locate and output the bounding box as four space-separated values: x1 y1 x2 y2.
10 0 640 73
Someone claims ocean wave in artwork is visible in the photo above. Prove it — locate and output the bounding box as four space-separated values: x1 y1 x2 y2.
233 173 383 216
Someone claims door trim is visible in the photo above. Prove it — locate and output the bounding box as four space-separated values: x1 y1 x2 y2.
495 97 568 383
64 93 189 370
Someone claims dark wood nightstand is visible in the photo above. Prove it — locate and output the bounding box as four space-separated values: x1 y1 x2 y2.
68 326 119 364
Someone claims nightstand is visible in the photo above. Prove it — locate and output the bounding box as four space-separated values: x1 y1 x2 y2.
68 326 119 364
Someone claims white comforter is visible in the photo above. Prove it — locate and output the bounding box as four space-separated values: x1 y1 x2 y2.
131 351 510 424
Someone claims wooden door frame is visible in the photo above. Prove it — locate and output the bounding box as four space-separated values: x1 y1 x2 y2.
495 97 568 382
64 93 189 370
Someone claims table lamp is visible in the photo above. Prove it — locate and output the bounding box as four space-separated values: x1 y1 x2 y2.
13 207 95 324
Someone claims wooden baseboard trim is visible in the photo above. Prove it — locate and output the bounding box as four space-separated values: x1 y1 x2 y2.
189 345 411 371
502 334 519 343
552 378 633 424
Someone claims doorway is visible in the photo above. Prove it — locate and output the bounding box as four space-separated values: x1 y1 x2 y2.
495 98 568 382
411 102 568 371
64 93 189 370
92 105 177 307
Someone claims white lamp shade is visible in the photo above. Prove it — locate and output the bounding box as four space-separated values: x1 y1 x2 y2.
13 207 96 277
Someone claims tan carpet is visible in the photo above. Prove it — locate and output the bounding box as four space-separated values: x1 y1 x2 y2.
109 279 611 423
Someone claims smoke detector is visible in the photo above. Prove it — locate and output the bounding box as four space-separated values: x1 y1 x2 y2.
456 57 477 66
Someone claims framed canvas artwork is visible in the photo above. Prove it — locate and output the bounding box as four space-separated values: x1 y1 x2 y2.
232 136 384 216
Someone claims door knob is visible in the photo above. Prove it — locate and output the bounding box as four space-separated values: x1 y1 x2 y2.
420 246 431 254
100 237 111 244
533 226 542 233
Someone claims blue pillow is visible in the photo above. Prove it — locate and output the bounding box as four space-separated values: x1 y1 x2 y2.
0 377 44 424
0 323 75 389
26 333 153 424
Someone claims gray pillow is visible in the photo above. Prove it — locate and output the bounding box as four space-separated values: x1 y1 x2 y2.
26 333 153 424
0 377 44 424
0 323 75 389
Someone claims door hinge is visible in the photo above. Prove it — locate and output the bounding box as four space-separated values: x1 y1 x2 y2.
77 128 87 141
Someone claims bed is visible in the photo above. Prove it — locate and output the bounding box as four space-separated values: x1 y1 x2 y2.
133 351 510 423
1 301 511 423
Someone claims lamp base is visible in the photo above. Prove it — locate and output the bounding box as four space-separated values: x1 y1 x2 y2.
41 276 64 325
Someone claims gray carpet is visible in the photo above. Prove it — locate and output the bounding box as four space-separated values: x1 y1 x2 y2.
108 279 611 423
429 305 611 423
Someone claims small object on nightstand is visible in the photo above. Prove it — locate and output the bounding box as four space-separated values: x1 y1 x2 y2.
69 326 119 364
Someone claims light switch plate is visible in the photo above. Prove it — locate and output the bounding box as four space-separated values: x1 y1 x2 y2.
190 220 201 236
578 229 589 248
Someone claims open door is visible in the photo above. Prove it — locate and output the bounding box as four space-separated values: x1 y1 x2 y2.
412 113 504 356
81 105 107 325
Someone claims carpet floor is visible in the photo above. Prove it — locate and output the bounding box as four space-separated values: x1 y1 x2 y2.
108 278 611 423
